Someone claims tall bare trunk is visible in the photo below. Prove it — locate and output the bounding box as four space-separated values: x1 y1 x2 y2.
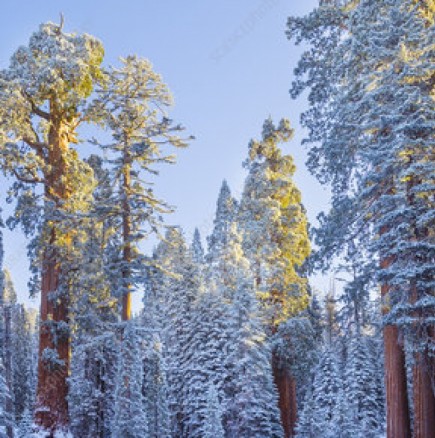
272 352 297 438
381 253 411 438
122 149 132 322
35 117 71 433
407 168 435 438
35 252 69 432
413 351 435 438
383 323 411 438
412 286 435 438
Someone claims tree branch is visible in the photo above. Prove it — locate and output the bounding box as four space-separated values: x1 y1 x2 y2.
23 136 47 152
21 91 50 120
12 168 43 185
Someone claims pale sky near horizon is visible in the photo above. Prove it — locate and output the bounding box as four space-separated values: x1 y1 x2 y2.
0 0 332 311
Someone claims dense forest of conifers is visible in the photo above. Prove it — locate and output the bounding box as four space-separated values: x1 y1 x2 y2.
0 0 434 437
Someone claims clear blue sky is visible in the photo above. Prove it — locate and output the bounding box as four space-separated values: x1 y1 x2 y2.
0 0 330 309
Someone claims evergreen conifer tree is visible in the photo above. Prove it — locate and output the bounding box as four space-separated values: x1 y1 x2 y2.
89 56 191 321
112 321 149 438
288 2 434 435
0 21 103 431
238 118 310 436
199 385 225 438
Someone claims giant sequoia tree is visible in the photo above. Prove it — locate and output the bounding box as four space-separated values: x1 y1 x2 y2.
239 118 311 437
0 21 103 432
288 1 434 437
0 19 190 433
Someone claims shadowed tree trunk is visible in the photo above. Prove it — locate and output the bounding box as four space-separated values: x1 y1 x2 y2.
411 285 435 438
407 167 435 438
383 324 411 438
35 253 69 431
413 351 435 438
272 355 297 438
381 253 411 438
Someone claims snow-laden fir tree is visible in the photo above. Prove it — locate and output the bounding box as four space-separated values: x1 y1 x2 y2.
141 334 171 438
69 332 118 438
0 222 13 437
0 357 11 437
191 228 205 266
310 348 342 438
198 384 225 438
11 304 36 426
221 223 283 438
112 321 149 438
67 154 120 438
343 335 385 437
294 385 315 438
272 316 319 407
141 278 171 438
1 270 16 437
206 180 238 270
151 227 201 437
183 286 229 438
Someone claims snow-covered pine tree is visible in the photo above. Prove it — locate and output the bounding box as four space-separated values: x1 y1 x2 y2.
152 227 201 437
206 180 238 270
0 223 14 437
295 385 315 438
238 118 310 436
288 1 435 435
65 153 121 438
69 333 118 438
198 384 225 438
1 269 16 437
191 228 205 266
310 348 342 437
89 55 191 322
184 286 229 438
141 271 171 438
0 357 11 437
141 334 171 438
112 321 149 438
11 304 36 426
222 223 283 438
343 335 385 437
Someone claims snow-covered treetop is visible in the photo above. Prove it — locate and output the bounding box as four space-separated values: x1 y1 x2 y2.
0 20 104 142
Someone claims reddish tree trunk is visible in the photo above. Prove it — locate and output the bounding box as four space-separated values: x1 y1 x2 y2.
383 323 411 438
34 249 69 433
407 170 435 438
272 352 297 438
381 253 411 438
35 118 71 433
413 352 435 438
412 287 435 438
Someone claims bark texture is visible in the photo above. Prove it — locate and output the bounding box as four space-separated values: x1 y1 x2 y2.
413 353 435 438
35 117 72 433
383 324 411 438
272 352 297 438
